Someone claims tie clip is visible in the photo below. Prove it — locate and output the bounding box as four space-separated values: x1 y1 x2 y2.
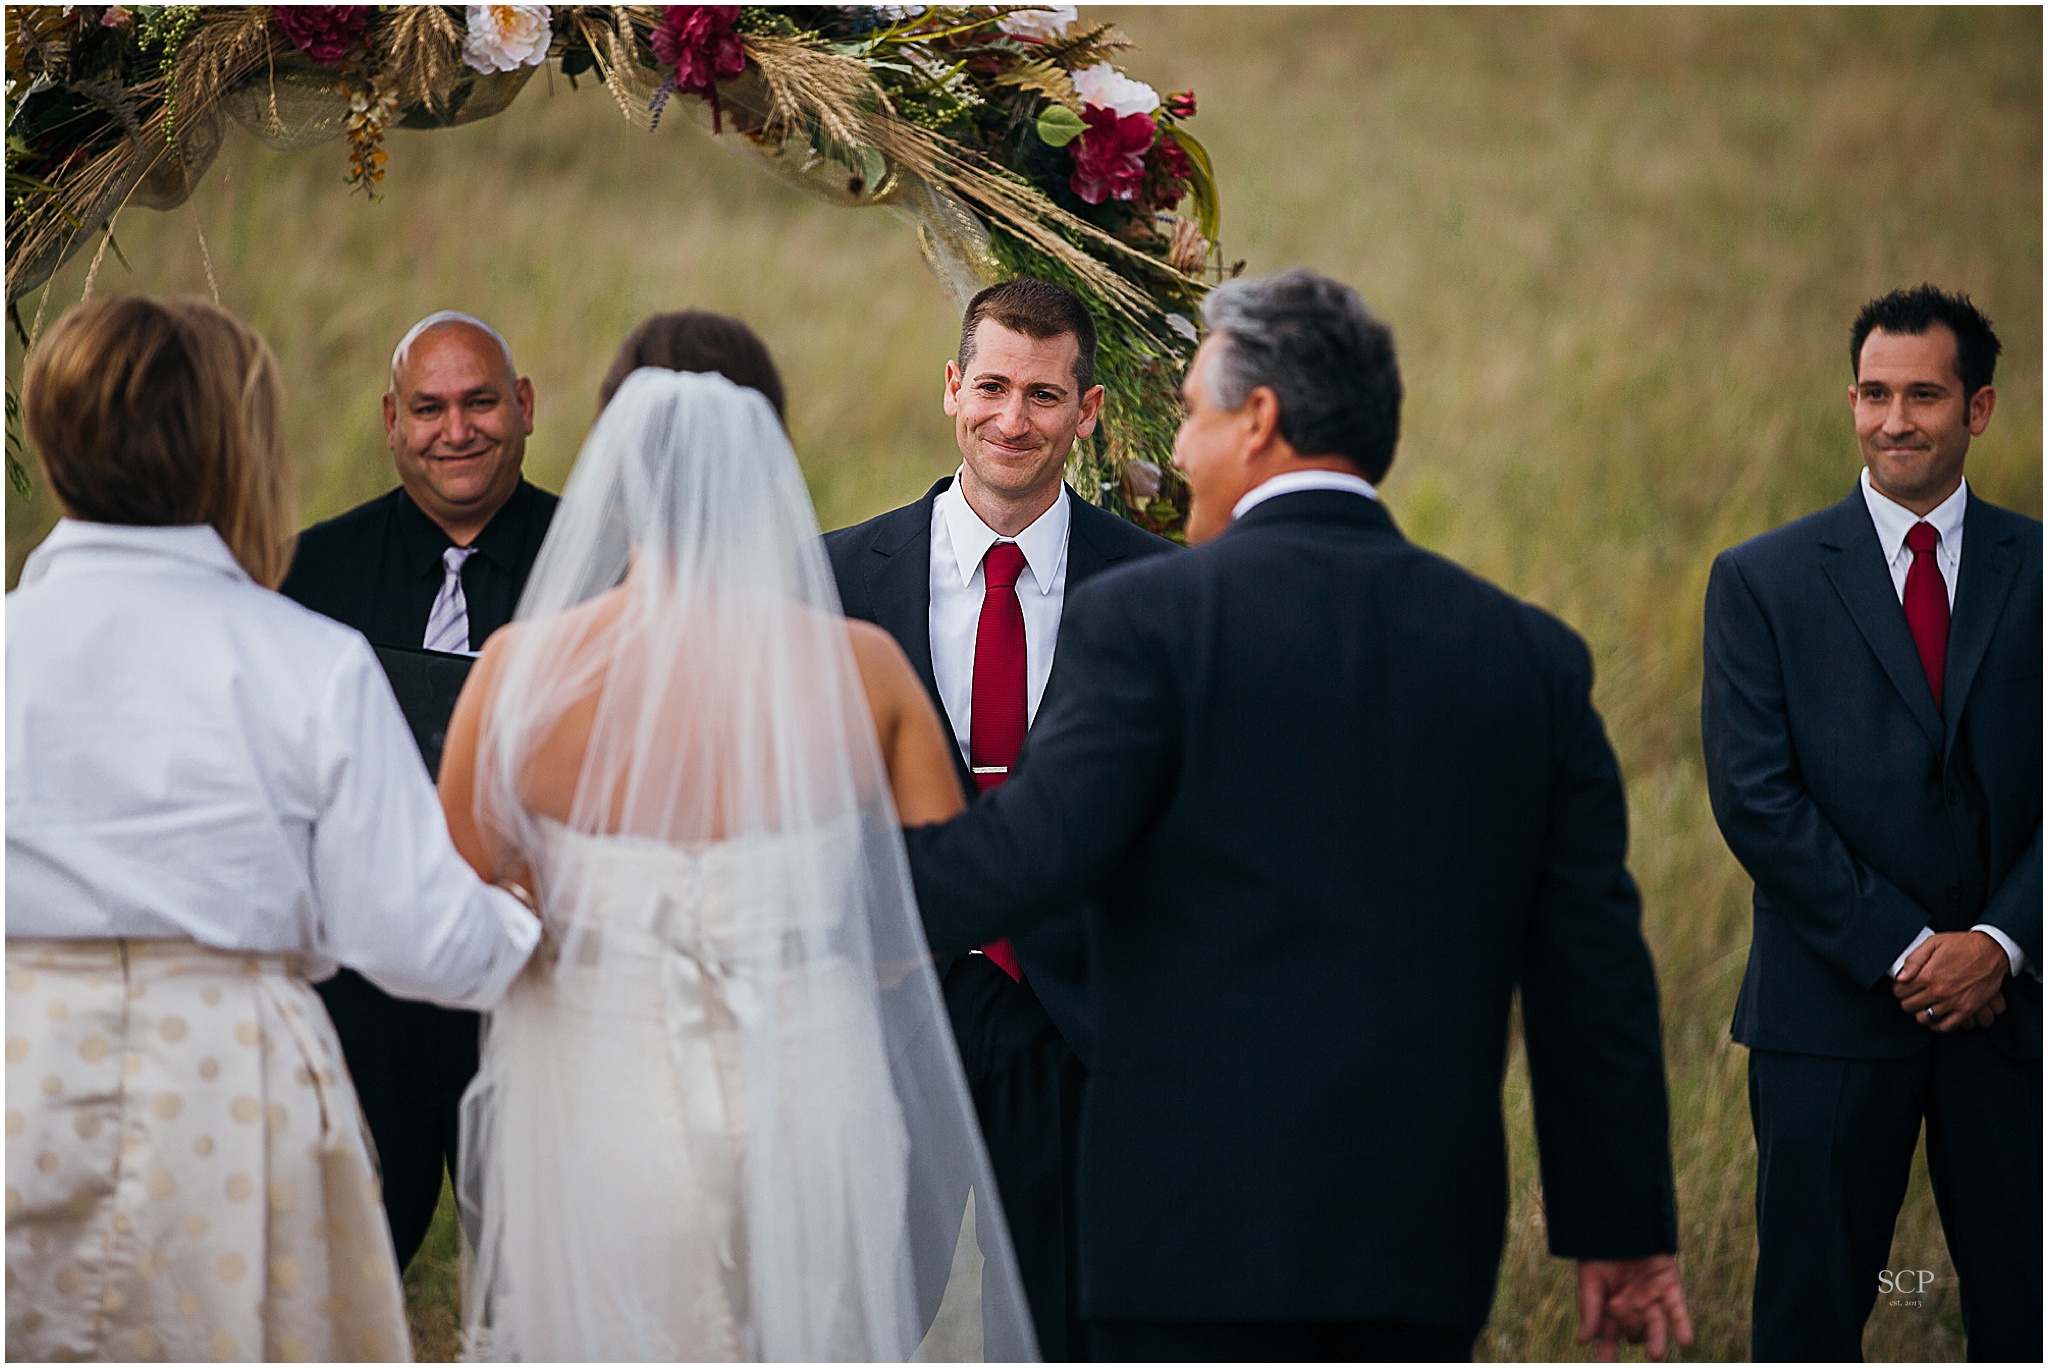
971 765 1009 775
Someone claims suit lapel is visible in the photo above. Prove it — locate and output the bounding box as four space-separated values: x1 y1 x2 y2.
862 486 944 708
860 479 977 796
1942 492 2022 753
1817 490 1944 750
1064 490 1127 590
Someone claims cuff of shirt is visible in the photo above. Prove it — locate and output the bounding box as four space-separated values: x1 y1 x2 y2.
1971 923 2024 979
454 886 543 1011
1890 926 1934 979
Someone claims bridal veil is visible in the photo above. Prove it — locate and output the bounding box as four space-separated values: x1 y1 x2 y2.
457 368 1036 1361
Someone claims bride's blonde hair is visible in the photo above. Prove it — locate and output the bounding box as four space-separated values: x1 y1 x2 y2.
25 296 296 588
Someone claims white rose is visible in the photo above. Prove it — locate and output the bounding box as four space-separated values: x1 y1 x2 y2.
463 5 553 74
996 5 1077 39
1070 62 1159 119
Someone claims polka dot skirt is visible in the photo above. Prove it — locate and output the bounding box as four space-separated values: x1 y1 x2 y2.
6 939 410 1361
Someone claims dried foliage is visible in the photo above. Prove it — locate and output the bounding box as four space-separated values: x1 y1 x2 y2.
379 5 466 117
7 5 1221 534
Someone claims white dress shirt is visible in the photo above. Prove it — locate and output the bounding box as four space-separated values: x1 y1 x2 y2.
1233 468 1379 520
6 521 538 1010
929 474 1072 762
1861 467 1965 609
1858 476 2025 981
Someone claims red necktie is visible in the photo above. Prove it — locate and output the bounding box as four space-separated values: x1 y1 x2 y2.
970 542 1028 982
1903 521 1950 709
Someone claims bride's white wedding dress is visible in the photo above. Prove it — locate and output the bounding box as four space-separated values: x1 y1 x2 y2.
455 369 1033 1362
463 818 912 1360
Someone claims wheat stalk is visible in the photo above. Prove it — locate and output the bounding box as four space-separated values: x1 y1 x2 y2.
379 4 466 116
740 34 1199 336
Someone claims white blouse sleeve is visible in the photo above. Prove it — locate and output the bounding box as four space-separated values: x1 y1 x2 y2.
305 638 539 1010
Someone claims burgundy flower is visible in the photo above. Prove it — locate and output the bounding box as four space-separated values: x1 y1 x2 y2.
272 6 371 68
1163 90 1196 120
1151 132 1193 183
1069 106 1156 206
652 6 745 97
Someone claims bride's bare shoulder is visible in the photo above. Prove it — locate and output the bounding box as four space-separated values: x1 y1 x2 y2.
844 618 917 701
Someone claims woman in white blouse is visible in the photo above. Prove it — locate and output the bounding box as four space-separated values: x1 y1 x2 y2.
5 296 540 1362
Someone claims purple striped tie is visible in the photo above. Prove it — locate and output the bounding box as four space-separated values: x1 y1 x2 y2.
424 546 478 655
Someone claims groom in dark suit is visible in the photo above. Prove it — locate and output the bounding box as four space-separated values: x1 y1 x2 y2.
904 270 1689 1361
280 311 557 1266
1703 285 2041 1360
825 278 1170 1359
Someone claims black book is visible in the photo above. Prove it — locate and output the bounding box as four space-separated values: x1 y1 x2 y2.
372 644 476 779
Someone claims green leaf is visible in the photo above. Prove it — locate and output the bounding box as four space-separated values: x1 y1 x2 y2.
7 379 33 498
1166 126 1220 242
1035 103 1085 148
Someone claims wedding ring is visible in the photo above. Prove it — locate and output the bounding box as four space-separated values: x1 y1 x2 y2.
1924 1007 1937 1023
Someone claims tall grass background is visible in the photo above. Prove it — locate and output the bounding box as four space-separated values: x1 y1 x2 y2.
6 8 2039 1361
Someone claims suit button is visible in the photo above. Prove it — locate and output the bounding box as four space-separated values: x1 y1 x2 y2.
1944 886 1963 907
1946 785 1962 804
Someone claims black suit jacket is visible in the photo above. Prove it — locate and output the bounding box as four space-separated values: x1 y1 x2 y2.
1703 484 2042 1060
279 480 559 651
904 490 1677 1328
825 477 1173 1067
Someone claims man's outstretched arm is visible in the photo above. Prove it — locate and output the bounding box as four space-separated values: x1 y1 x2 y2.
904 575 1180 953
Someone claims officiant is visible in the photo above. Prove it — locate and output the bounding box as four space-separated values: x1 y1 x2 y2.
279 309 558 1267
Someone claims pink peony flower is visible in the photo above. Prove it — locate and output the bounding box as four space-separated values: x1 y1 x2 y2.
1070 62 1158 119
1069 106 1156 205
272 5 371 67
652 6 745 98
995 5 1075 39
463 5 553 74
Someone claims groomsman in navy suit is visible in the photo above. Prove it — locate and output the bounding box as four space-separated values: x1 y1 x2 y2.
825 278 1171 1359
1703 285 2041 1360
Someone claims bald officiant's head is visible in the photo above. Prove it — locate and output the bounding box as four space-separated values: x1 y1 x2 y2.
382 311 536 545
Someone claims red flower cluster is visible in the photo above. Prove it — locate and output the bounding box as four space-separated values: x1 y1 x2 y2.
1150 133 1193 183
1069 107 1156 206
271 6 370 68
653 6 745 97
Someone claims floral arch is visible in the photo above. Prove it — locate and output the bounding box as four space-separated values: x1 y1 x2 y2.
5 5 1230 536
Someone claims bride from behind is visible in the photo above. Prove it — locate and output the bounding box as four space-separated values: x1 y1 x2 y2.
437 367 1035 1360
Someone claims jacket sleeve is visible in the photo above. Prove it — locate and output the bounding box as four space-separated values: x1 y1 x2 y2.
1701 551 1930 988
1981 824 2042 974
1517 625 1678 1259
905 573 1178 953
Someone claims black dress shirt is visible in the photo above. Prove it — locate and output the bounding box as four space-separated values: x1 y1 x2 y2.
280 480 559 651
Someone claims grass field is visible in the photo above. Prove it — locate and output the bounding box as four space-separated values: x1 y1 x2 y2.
7 8 2040 1361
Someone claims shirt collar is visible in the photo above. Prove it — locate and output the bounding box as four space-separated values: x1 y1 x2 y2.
395 480 532 577
16 519 251 590
1860 467 1968 562
1233 468 1379 521
937 472 1071 595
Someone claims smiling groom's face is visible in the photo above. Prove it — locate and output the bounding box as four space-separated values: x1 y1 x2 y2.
943 319 1103 510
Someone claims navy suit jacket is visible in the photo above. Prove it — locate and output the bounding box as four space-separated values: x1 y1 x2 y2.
904 491 1677 1327
824 477 1173 1067
1703 484 2042 1060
